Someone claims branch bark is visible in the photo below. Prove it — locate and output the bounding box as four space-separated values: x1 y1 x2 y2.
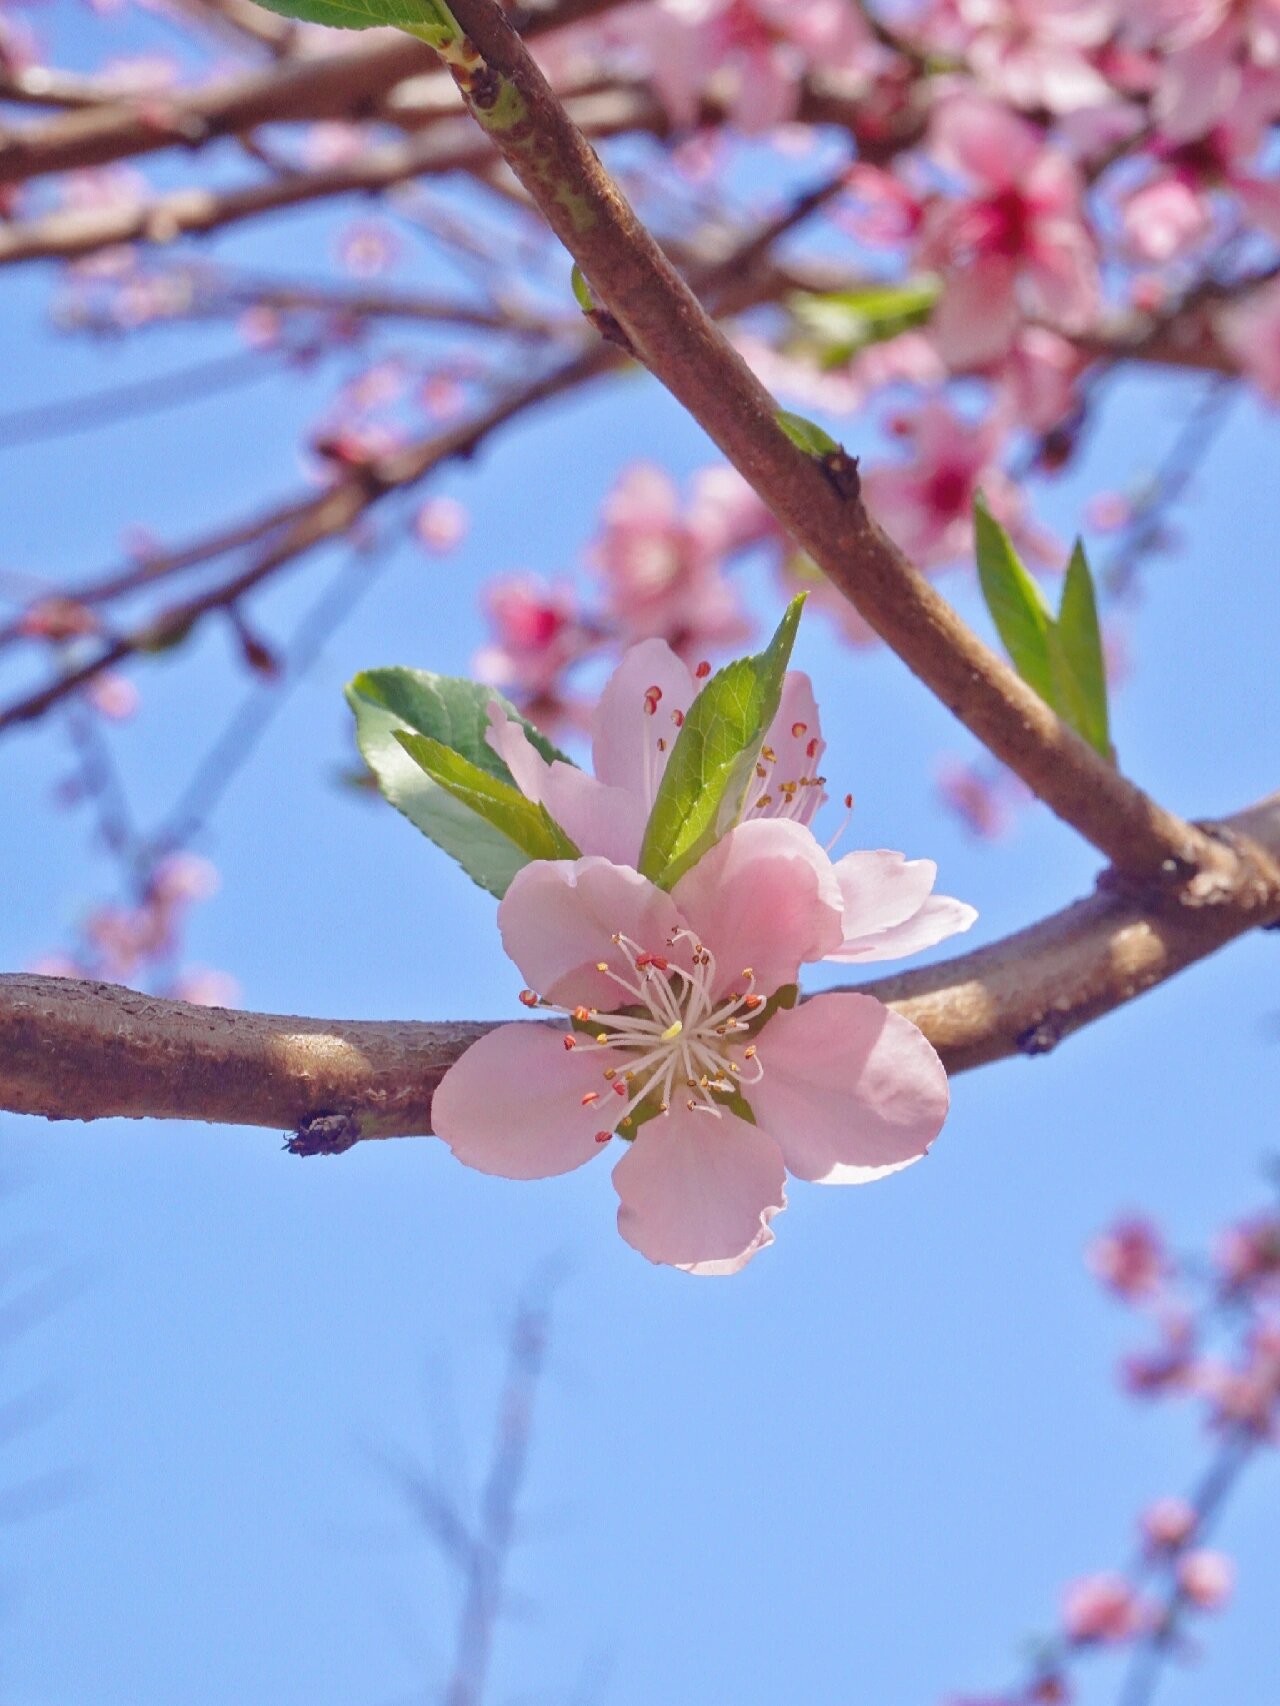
416 0 1249 890
3 795 1276 1139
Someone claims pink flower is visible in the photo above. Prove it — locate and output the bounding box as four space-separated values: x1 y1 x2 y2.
1120 172 1214 261
1125 0 1280 141
1061 1573 1147 1644
645 0 875 133
1141 1495 1198 1551
918 94 1101 366
861 400 1040 569
1176 1548 1235 1609
1215 1214 1280 1290
485 639 976 959
590 463 755 659
473 574 594 705
925 0 1117 113
1087 1217 1167 1297
431 827 951 1273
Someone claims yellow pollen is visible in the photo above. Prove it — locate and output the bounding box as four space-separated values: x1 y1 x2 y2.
660 1019 683 1042
596 961 609 971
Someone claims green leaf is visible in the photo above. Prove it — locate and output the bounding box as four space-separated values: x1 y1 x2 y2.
973 497 1055 705
637 596 805 890
248 0 457 39
570 264 594 312
1052 539 1113 761
775 409 842 457
787 277 939 369
346 668 574 897
394 733 580 862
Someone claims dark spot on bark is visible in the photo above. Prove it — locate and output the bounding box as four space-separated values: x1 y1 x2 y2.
287 1111 361 1156
1016 1016 1062 1056
818 451 860 501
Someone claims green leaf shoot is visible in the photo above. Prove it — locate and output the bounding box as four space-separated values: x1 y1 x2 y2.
973 496 1056 705
346 669 575 897
394 733 580 862
974 501 1115 764
637 595 806 890
248 0 458 40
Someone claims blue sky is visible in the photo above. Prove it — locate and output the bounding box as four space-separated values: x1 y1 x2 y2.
3 28 1280 1706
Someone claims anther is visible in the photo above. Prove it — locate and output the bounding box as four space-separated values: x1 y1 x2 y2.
755 794 773 809
756 762 768 779
743 994 764 1010
762 745 777 762
657 737 666 752
744 1045 757 1059
695 660 711 678
595 1032 609 1044
573 1005 591 1023
671 709 684 727
595 961 609 972
518 989 539 1007
613 1081 627 1097
582 1091 600 1106
594 1130 612 1144
791 722 808 737
660 1020 683 1042
563 1035 577 1050
806 738 820 758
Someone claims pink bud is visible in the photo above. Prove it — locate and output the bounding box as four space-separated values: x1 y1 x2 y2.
1061 1573 1146 1644
1177 1550 1234 1611
1141 1496 1197 1551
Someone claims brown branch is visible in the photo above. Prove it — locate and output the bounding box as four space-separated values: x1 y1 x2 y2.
2 794 1276 1138
0 0 633 187
426 0 1246 888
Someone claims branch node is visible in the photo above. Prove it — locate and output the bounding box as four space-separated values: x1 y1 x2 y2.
287 1111 362 1156
1015 1015 1065 1057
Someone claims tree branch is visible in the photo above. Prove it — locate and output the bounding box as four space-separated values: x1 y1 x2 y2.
2 795 1276 1139
418 0 1254 891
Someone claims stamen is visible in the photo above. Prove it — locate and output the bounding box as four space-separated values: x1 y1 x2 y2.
594 1131 612 1144
661 1020 683 1042
695 660 711 678
563 1036 577 1050
518 989 539 1007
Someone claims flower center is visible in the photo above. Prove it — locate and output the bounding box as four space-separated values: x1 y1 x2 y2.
520 929 767 1143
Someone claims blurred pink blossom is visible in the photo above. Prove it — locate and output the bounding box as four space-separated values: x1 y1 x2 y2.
1061 1573 1147 1643
1177 1548 1235 1608
918 94 1100 366
590 463 755 659
1141 1495 1198 1551
1087 1217 1167 1298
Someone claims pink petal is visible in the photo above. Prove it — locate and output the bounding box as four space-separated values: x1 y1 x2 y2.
498 857 689 1008
930 257 1022 368
486 700 550 799
831 850 937 935
487 701 646 864
751 993 949 1184
747 670 826 825
590 638 695 806
670 818 845 1000
826 851 978 962
612 1103 787 1274
840 895 978 963
930 94 1042 189
431 1022 614 1179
